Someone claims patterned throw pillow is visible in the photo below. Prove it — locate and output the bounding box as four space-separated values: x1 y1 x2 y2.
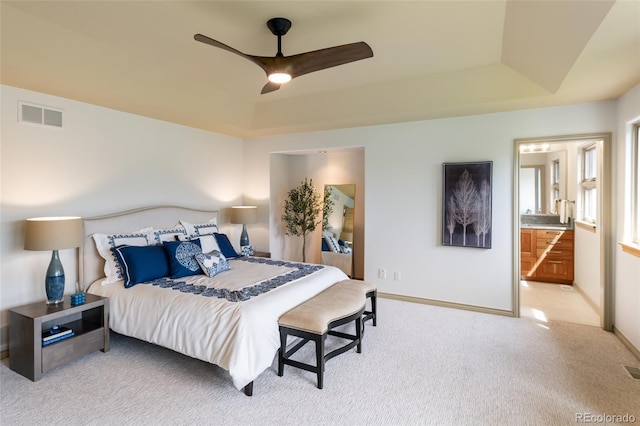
162 239 203 279
194 250 230 278
324 235 342 253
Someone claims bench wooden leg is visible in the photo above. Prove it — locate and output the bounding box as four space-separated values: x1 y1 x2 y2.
316 334 326 389
364 290 377 326
356 316 363 353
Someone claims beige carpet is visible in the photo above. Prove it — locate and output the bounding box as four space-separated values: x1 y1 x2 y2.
1 297 639 425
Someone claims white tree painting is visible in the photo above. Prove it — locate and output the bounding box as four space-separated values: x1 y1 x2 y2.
442 162 492 248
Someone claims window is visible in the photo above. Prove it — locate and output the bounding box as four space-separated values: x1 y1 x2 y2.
634 123 640 243
580 143 597 224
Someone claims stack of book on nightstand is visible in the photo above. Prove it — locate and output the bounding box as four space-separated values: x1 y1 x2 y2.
42 325 74 346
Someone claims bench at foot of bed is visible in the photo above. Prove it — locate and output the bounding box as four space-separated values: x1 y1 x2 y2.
277 280 366 389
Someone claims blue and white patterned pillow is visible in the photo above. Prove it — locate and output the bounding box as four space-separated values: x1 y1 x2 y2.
93 228 152 285
152 225 187 244
324 235 341 253
195 250 230 278
163 239 203 279
180 218 218 238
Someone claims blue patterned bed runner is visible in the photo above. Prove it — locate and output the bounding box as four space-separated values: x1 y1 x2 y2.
145 257 324 302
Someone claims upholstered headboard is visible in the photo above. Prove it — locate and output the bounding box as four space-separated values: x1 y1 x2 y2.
81 206 219 289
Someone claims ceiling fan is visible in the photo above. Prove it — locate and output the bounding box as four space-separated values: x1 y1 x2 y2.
194 17 374 94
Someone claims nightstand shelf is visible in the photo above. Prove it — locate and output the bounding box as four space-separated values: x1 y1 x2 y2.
9 294 109 381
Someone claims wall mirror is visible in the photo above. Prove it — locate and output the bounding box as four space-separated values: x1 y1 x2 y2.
321 184 355 277
519 166 544 214
520 148 568 216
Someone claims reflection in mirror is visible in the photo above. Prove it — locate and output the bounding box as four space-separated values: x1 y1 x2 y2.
519 166 544 214
321 184 355 277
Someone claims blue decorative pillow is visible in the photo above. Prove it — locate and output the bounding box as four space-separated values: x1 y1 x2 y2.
111 245 169 288
162 239 203 278
194 250 230 278
213 233 239 258
321 239 330 251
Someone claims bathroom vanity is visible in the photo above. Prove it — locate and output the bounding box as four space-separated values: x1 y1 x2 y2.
520 215 574 284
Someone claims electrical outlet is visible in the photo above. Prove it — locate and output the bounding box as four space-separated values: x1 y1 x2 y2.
394 271 401 281
378 268 386 279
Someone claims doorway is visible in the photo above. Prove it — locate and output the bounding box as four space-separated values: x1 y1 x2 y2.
513 133 613 331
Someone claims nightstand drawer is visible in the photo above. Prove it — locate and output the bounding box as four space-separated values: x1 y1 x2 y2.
42 327 105 372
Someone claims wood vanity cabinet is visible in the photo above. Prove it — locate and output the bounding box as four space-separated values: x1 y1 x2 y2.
520 229 536 277
520 229 574 284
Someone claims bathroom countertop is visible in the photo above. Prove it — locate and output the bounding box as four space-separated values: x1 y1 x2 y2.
520 224 574 230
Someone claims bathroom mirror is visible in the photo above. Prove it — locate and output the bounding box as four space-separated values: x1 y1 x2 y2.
321 184 355 277
520 166 544 214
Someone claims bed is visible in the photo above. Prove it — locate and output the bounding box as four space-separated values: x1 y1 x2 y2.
82 206 348 395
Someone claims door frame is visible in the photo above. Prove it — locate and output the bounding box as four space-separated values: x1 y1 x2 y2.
512 133 613 331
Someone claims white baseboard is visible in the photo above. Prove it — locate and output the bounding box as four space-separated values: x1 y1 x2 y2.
614 327 640 361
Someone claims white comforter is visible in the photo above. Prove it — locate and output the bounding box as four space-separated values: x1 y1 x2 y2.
88 259 348 389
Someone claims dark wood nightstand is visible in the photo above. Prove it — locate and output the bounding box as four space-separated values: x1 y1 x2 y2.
252 251 271 258
9 293 109 381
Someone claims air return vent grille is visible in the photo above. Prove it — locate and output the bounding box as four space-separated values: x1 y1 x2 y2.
18 102 63 128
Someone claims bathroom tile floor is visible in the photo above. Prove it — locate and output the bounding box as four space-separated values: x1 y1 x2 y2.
520 280 600 327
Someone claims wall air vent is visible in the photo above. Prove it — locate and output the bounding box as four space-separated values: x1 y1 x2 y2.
18 102 63 128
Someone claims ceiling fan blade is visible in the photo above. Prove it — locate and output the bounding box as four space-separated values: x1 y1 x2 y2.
284 42 374 79
194 34 271 73
261 81 281 94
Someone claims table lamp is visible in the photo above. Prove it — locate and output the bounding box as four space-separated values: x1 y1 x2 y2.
230 206 257 247
24 216 83 305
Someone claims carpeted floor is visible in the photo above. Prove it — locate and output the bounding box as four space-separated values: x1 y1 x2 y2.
1 297 639 425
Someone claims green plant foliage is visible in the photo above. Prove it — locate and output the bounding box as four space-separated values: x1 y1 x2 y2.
282 178 324 262
322 186 335 232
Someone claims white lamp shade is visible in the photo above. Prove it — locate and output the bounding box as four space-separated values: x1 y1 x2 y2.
24 216 83 251
230 206 258 224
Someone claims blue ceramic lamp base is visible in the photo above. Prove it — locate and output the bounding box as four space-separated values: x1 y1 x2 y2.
45 250 65 305
240 224 250 247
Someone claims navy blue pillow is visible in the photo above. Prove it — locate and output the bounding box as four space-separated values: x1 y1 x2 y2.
214 233 238 258
162 239 203 278
321 239 330 251
111 245 169 288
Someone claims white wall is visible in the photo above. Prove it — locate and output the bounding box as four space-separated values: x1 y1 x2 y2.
614 83 640 352
0 85 244 326
245 102 617 313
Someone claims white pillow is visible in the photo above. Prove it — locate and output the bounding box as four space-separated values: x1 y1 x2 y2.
180 218 218 237
92 227 152 285
198 234 221 254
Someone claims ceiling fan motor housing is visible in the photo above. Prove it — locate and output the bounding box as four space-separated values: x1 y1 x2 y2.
267 17 292 36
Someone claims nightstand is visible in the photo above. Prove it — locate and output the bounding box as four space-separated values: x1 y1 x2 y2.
252 251 271 258
9 294 109 381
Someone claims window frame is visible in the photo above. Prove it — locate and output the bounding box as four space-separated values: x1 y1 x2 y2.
633 122 640 243
580 143 597 224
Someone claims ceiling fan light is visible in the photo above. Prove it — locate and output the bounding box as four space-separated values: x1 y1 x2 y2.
268 72 292 84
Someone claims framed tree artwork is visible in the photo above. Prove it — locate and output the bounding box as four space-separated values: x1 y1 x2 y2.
442 161 492 248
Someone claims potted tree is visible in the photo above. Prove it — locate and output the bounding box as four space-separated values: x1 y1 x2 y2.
282 178 333 262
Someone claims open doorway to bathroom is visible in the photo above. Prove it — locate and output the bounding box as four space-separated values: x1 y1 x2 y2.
514 133 612 330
